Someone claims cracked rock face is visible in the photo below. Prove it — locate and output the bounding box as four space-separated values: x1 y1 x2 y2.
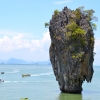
49 7 94 93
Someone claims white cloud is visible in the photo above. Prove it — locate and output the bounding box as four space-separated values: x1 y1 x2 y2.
0 30 99 64
0 31 51 62
0 30 34 40
94 38 100 65
53 0 72 5
0 34 28 52
94 38 100 53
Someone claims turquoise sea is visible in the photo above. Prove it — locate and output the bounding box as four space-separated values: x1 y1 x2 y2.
0 65 100 100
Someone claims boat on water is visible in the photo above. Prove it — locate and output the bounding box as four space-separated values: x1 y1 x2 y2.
1 72 4 74
20 98 28 100
22 74 31 77
0 79 4 82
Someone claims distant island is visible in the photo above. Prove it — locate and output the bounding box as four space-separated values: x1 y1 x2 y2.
0 58 51 65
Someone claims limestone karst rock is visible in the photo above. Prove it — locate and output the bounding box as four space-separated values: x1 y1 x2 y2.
49 7 95 93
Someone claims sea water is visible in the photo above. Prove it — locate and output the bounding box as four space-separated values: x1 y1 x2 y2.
0 65 100 100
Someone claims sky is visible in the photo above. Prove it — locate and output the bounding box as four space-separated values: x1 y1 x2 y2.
0 0 99 65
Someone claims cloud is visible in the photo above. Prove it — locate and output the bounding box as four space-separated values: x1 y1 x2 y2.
0 30 99 64
0 34 28 52
94 38 100 53
53 0 72 5
0 30 34 40
94 38 100 65
0 31 51 62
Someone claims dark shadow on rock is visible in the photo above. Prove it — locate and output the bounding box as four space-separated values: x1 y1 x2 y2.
57 92 82 100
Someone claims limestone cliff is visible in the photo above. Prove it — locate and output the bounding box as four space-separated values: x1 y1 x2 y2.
49 7 95 93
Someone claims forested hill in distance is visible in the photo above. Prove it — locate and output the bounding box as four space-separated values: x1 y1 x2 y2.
0 58 51 65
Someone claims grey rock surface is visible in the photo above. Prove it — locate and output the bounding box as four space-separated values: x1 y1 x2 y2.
49 7 94 93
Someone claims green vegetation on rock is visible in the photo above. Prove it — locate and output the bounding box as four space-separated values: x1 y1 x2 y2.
66 21 86 35
75 6 98 30
44 22 49 28
73 8 81 19
54 9 59 15
65 6 98 59
66 21 86 46
72 52 84 60
52 9 59 18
